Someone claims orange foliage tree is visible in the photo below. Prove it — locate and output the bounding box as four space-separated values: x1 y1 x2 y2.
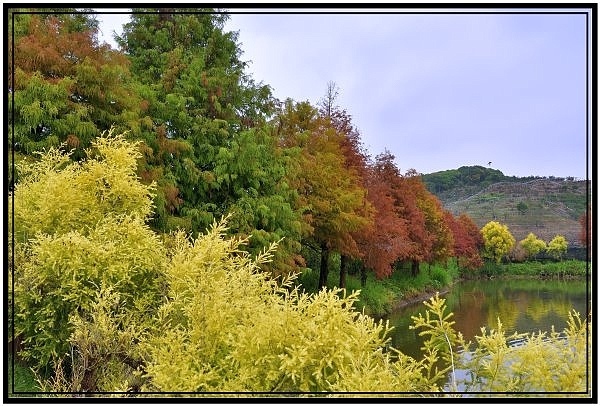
276 99 372 289
445 212 484 270
579 209 591 259
356 161 410 285
390 165 434 276
412 177 455 266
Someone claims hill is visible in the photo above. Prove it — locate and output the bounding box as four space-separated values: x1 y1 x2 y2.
422 166 589 248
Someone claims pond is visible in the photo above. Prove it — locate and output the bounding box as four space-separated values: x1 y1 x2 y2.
381 278 590 362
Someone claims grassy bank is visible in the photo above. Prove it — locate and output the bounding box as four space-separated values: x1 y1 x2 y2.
8 353 40 396
473 259 590 279
296 258 590 317
297 258 462 317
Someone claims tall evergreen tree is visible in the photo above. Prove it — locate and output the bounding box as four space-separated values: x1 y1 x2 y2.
118 9 301 273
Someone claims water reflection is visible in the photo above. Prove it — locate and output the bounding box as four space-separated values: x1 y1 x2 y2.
382 279 588 361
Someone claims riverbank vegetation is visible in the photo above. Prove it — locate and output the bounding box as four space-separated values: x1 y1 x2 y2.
298 257 462 316
8 9 591 397
476 259 589 279
298 254 589 318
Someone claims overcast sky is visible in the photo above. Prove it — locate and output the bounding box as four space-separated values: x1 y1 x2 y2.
95 7 590 179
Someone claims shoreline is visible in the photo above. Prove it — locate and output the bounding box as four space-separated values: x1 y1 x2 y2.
369 270 588 319
370 285 454 319
390 287 451 311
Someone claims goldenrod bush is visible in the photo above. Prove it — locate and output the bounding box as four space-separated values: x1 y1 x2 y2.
11 130 155 243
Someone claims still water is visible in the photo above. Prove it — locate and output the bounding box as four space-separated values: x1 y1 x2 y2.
381 278 589 361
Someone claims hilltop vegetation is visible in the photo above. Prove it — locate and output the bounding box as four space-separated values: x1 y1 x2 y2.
423 166 589 247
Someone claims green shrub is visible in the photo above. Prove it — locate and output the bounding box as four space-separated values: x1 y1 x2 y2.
429 265 451 287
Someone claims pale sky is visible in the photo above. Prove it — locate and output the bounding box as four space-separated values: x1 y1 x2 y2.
95 7 592 180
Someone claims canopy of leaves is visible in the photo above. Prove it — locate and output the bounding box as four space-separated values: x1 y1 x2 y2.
371 151 428 268
276 100 372 258
547 235 568 260
445 212 484 270
519 232 547 259
357 156 410 279
115 10 301 273
481 221 516 264
10 13 146 161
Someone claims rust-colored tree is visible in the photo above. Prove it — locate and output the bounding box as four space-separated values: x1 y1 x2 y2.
445 212 484 270
372 152 429 277
277 99 372 289
10 12 146 160
579 209 591 260
356 163 410 285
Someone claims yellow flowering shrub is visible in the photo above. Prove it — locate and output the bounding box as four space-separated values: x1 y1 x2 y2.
481 221 516 264
11 129 155 243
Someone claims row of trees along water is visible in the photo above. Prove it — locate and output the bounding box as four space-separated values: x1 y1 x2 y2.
9 9 591 394
10 9 591 287
9 9 493 287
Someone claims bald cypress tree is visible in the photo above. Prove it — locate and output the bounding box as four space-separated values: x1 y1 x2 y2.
9 10 147 166
118 9 302 274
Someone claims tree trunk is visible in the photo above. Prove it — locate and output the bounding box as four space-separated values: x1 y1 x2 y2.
318 244 330 290
339 254 348 289
360 263 368 287
411 259 420 277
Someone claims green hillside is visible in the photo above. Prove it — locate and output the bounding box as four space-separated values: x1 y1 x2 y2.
423 166 589 247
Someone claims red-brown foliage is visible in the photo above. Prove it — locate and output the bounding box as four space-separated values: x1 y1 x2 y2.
13 16 128 84
445 212 484 270
579 209 591 254
372 152 429 268
357 167 410 279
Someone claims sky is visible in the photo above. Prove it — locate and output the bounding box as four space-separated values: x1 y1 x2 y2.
95 7 591 180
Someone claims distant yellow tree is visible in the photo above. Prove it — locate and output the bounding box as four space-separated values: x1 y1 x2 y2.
481 221 515 264
519 232 547 259
547 235 568 260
